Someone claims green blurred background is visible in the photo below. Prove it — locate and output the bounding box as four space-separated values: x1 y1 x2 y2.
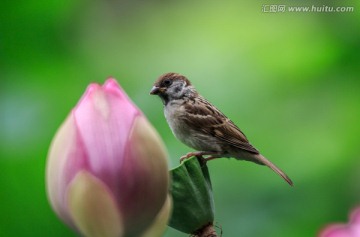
1 0 360 236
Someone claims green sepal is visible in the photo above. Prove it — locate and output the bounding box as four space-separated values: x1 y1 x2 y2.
168 157 215 234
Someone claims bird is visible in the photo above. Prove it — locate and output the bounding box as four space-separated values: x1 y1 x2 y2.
150 72 293 186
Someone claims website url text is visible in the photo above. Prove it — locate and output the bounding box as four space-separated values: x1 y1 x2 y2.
262 5 354 13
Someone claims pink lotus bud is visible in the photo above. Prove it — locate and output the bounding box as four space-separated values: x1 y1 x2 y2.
319 207 360 237
46 78 170 237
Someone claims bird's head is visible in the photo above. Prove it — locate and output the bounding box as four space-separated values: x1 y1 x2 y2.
150 72 194 105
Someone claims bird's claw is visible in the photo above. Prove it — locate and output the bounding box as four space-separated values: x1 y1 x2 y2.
179 155 188 163
179 151 221 164
179 152 202 163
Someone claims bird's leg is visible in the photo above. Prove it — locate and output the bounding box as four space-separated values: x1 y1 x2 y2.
180 151 209 163
203 154 223 162
180 151 222 163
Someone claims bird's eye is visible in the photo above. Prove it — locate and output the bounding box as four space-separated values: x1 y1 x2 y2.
163 79 172 87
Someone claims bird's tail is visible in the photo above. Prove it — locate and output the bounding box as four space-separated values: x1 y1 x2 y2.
254 154 293 186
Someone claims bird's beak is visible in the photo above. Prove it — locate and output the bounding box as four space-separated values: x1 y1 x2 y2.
150 86 164 95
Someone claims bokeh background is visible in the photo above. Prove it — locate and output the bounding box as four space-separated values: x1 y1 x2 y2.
1 0 360 236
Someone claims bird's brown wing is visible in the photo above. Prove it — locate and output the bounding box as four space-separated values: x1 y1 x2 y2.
182 97 259 154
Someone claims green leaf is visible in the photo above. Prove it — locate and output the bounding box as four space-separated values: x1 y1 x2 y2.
168 157 215 234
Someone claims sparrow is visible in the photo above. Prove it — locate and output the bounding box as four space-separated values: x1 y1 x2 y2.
150 72 293 186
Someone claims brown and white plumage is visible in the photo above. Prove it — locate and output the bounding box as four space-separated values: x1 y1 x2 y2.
150 72 293 186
